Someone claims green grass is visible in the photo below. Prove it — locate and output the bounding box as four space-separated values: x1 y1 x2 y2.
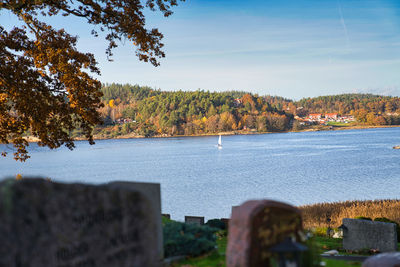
172 234 226 267
314 236 343 253
315 236 400 256
314 236 374 256
327 121 353 127
323 259 361 267
171 233 364 267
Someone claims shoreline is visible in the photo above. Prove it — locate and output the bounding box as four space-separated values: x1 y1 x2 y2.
21 124 400 143
90 124 400 141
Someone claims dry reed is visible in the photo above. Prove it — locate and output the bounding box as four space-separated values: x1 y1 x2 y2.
299 199 400 229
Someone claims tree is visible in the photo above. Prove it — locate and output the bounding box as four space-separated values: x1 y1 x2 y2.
1 0 182 161
366 112 376 125
375 116 387 126
256 116 267 132
206 115 219 133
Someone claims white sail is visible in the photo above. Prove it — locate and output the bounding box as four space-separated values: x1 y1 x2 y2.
218 135 222 147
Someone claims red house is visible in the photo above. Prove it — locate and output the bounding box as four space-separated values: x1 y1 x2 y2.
325 113 338 120
308 113 322 120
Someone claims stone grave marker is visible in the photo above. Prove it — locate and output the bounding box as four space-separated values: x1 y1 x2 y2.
362 252 400 267
342 218 398 252
107 181 163 262
184 216 204 225
231 205 239 214
226 200 303 267
0 178 162 267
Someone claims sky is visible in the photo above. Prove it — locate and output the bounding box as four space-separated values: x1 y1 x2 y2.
1 0 400 99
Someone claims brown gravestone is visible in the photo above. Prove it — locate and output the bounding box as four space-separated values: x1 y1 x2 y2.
226 200 303 267
0 178 162 267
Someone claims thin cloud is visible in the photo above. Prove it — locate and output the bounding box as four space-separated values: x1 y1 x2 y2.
337 0 350 49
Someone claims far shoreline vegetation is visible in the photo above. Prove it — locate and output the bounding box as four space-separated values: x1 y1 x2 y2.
86 124 400 142
81 84 400 140
21 83 400 142
23 123 400 144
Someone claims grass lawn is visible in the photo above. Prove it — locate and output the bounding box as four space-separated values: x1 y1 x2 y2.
324 259 361 267
171 234 364 267
316 235 400 255
327 121 353 127
314 236 343 253
172 235 227 267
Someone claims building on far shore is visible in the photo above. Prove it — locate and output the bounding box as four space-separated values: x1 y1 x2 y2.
297 113 355 125
325 113 338 120
308 113 322 121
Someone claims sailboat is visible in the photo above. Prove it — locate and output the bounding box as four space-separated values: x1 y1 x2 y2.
217 134 222 149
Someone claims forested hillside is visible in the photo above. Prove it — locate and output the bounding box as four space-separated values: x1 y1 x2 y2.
294 94 400 114
293 94 400 125
97 84 293 137
94 84 400 138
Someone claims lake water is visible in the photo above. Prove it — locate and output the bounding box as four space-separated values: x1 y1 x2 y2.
1 128 400 221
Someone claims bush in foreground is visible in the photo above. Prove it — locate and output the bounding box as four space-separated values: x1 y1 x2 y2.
205 219 227 230
163 221 218 258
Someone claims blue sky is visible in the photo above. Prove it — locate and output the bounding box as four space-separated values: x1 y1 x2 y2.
1 0 400 99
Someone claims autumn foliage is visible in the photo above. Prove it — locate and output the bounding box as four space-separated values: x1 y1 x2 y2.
300 200 400 229
96 85 400 139
0 0 182 160
97 84 292 137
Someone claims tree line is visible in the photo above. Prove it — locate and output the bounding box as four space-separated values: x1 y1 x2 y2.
292 94 400 125
98 83 293 137
97 85 400 138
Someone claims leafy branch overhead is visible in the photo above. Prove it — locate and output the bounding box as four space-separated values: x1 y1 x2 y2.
0 0 182 161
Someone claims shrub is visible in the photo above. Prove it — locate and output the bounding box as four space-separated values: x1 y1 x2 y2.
205 219 226 230
313 227 328 237
354 216 372 221
301 235 322 267
162 216 173 226
374 217 396 223
163 221 218 258
300 199 400 229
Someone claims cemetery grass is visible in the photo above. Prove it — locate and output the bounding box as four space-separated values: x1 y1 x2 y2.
314 236 342 254
171 233 227 267
323 259 361 267
172 233 362 267
315 236 400 256
314 236 368 257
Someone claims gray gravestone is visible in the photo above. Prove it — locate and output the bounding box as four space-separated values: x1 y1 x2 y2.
0 178 162 267
107 181 163 262
362 252 400 267
184 216 204 225
342 218 398 252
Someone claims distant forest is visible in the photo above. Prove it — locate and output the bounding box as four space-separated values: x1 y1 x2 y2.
295 94 400 125
95 83 400 137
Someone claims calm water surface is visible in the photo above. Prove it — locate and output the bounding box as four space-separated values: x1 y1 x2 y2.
1 128 400 220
